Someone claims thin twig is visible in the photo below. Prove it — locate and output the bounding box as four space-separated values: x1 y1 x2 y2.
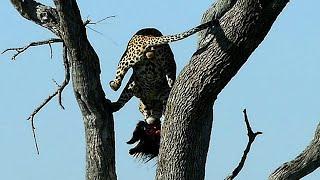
52 79 60 87
83 16 119 46
83 15 116 26
84 15 116 35
2 38 62 60
31 116 40 155
87 26 104 35
48 41 53 59
94 15 116 24
225 109 262 180
58 45 70 110
27 44 70 154
27 89 58 155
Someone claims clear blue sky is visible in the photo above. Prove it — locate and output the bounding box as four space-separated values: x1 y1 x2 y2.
1 0 319 179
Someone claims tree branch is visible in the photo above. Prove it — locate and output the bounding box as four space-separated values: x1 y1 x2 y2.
9 0 116 179
83 15 116 26
156 0 289 179
2 38 62 60
269 122 320 180
56 45 70 110
27 44 70 154
10 0 60 36
225 109 262 180
2 37 69 156
198 0 237 45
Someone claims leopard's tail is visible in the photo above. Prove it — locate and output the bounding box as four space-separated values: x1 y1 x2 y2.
148 19 219 47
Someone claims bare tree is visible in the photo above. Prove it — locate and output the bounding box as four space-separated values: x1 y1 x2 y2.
8 0 116 179
156 0 290 179
5 0 320 180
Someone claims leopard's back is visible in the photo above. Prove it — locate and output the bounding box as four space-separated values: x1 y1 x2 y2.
111 28 176 120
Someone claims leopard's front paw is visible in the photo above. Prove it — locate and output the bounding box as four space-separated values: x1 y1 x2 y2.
109 80 120 91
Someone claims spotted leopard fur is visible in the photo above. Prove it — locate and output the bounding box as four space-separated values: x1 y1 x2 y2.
110 19 219 159
111 28 176 121
109 19 219 92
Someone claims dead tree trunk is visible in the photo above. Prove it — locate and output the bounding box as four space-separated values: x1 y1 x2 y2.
156 0 289 179
9 0 116 179
53 1 116 180
10 0 320 180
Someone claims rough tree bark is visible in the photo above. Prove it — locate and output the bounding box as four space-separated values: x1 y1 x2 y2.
9 0 320 180
53 1 116 180
269 123 320 180
9 0 116 180
156 0 289 179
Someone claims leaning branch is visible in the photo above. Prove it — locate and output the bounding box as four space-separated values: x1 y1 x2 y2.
2 38 62 60
225 109 262 180
269 122 320 180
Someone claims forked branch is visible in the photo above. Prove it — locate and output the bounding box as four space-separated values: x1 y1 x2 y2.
225 109 262 180
27 44 70 154
2 38 62 60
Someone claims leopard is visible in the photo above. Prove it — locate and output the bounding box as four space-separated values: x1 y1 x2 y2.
110 28 176 122
109 19 219 158
110 28 175 159
109 19 219 92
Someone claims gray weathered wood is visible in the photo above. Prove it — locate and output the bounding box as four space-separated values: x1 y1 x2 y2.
12 0 320 180
269 123 320 180
10 0 60 36
53 1 116 179
156 0 289 179
10 0 117 179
